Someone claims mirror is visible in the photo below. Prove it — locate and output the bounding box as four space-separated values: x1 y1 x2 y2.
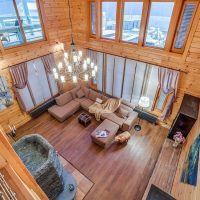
0 75 13 111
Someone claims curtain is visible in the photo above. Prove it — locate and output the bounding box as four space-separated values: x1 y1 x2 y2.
158 67 180 120
41 53 55 74
10 63 29 111
10 62 28 89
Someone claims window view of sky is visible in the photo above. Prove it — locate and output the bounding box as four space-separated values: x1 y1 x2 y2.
102 2 174 47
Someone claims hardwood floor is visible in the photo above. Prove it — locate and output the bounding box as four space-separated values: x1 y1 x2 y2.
15 110 168 200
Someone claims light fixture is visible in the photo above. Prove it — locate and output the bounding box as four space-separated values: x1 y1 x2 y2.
134 96 150 131
52 0 97 84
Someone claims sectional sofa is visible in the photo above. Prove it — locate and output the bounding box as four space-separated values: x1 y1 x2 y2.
48 84 138 131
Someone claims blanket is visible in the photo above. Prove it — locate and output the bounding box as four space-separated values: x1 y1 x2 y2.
89 98 121 121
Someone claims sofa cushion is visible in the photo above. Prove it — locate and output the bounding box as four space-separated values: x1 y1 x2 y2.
89 90 102 101
55 92 72 106
74 97 88 103
70 84 81 99
76 89 85 98
101 113 126 128
116 107 129 119
122 111 138 131
80 99 94 111
48 100 80 122
81 86 90 98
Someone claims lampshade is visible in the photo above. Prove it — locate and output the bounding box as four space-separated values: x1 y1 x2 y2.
138 96 150 108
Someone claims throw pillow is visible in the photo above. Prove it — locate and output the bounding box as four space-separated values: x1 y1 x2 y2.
82 86 90 97
70 84 81 99
56 92 72 106
76 89 85 98
117 107 129 119
89 90 102 101
96 98 103 104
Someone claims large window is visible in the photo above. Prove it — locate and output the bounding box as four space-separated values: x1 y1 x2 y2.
122 2 143 43
90 0 198 53
91 1 96 35
173 2 197 53
89 49 179 114
0 0 45 48
145 2 174 48
101 1 117 39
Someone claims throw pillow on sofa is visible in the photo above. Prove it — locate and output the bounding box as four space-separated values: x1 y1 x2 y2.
116 107 129 119
81 86 90 98
89 90 102 101
76 89 85 98
70 84 81 99
56 92 72 106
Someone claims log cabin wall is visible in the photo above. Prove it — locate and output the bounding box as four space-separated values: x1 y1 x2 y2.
71 0 200 126
0 0 72 132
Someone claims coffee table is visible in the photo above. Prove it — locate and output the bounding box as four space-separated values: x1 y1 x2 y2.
91 119 119 148
78 113 91 127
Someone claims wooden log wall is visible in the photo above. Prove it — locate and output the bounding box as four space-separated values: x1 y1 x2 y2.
70 1 200 199
0 0 72 132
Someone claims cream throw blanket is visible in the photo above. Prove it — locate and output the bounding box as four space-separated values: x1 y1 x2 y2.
89 98 121 121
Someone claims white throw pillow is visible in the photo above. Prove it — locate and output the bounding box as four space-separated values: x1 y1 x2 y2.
96 98 103 104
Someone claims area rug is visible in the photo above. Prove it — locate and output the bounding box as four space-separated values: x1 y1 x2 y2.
181 134 200 186
59 156 94 200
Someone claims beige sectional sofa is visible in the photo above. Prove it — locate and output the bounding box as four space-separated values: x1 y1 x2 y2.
48 84 138 131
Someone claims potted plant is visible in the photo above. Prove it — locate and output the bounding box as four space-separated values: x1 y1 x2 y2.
173 131 186 147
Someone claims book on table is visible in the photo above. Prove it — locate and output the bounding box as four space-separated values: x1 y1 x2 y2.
96 129 110 138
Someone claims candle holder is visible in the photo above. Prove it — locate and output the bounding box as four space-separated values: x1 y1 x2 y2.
8 124 16 137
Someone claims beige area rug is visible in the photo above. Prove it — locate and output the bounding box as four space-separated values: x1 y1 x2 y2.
59 156 94 200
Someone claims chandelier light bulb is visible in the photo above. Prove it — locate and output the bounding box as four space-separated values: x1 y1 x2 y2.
60 76 65 83
92 70 95 77
84 74 89 81
73 76 77 83
64 52 68 58
78 51 83 57
54 72 58 79
58 62 63 69
91 62 94 68
87 58 91 64
94 65 98 72
83 63 87 71
73 55 78 63
53 68 57 73
68 65 72 72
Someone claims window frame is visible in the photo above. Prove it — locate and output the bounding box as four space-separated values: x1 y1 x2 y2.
120 0 145 45
143 0 177 50
0 0 46 49
100 0 119 41
171 0 198 53
89 0 97 37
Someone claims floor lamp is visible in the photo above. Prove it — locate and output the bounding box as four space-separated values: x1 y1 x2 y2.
134 96 150 131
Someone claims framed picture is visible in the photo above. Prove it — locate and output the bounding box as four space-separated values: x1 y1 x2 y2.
0 75 13 111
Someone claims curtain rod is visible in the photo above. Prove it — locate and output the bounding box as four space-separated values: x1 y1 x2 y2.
87 48 188 74
1 49 62 70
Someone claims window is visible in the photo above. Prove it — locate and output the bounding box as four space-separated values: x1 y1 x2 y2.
89 49 179 116
10 55 58 112
173 2 197 52
0 0 45 48
145 2 174 48
101 1 117 39
122 2 143 43
91 1 96 35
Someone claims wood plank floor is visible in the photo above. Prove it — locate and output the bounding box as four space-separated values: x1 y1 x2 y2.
15 110 168 200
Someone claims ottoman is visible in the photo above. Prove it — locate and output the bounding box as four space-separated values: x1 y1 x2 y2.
91 119 119 148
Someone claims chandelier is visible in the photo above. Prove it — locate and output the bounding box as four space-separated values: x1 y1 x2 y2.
52 0 97 84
